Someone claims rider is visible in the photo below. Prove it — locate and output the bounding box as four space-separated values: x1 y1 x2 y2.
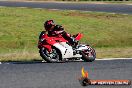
39 20 78 48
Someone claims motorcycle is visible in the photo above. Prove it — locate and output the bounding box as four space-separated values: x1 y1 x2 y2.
38 31 96 63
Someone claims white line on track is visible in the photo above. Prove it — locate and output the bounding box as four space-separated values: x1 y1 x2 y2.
96 58 132 60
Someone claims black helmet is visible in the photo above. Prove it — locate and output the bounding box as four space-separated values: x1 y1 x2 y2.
44 20 55 31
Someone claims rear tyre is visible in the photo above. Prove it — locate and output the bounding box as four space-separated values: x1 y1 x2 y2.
39 47 62 63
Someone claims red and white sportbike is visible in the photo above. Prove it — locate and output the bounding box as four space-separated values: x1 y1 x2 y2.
38 31 96 63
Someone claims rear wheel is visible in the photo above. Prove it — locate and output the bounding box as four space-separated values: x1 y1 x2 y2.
39 47 62 63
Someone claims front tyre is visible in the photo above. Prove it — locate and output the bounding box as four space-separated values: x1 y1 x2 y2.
39 47 62 63
81 48 96 62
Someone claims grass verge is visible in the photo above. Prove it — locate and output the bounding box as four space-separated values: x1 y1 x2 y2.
0 7 132 61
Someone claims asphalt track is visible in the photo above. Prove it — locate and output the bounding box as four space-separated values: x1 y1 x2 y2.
0 59 132 88
0 1 132 14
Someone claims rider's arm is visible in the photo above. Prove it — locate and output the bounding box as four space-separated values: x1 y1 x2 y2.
62 31 78 46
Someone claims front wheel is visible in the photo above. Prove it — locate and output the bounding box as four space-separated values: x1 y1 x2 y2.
39 47 62 63
81 47 96 62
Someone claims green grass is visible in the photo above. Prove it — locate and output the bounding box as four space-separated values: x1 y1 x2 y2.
0 7 132 61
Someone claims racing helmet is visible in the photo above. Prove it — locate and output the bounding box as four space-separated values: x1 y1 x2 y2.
44 20 55 31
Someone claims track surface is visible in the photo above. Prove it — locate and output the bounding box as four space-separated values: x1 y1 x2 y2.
0 59 131 88
0 1 132 14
